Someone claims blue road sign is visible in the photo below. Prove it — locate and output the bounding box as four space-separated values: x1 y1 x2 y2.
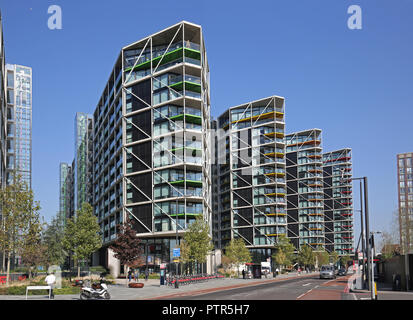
173 248 181 258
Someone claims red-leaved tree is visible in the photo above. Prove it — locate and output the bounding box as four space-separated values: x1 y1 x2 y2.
109 218 145 281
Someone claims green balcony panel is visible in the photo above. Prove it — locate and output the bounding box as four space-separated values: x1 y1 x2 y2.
124 47 201 73
170 113 202 125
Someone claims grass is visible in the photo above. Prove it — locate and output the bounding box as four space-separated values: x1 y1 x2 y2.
0 276 81 295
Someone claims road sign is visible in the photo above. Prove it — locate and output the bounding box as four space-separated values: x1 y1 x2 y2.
173 248 181 258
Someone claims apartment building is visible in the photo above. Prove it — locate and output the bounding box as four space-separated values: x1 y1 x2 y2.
286 129 324 252
397 152 413 254
323 149 354 255
214 96 286 262
77 21 211 271
5 64 32 188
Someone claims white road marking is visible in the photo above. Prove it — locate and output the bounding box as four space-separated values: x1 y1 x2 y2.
302 283 312 287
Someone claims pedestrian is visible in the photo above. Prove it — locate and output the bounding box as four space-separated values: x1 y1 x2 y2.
242 269 245 279
128 269 132 282
45 272 56 299
134 269 139 282
145 269 149 281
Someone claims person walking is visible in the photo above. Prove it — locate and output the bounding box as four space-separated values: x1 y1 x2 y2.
145 269 149 281
45 272 56 299
128 269 132 282
242 269 245 279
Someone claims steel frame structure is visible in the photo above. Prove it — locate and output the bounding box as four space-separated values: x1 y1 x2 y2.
119 21 212 241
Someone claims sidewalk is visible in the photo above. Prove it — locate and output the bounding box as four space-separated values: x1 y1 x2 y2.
0 272 317 300
348 278 413 300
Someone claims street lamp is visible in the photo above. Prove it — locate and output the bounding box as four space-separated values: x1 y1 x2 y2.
339 172 371 291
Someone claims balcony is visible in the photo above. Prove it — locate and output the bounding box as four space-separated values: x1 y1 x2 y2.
124 41 201 74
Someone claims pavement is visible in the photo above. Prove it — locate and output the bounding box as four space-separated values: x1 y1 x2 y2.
0 272 317 300
1 271 412 300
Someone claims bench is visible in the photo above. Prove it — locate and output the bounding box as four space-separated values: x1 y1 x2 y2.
26 286 52 300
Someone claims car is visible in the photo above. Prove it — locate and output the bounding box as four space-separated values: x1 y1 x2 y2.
338 268 347 276
319 265 336 279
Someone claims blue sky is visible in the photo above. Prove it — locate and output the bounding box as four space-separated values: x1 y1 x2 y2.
1 0 412 244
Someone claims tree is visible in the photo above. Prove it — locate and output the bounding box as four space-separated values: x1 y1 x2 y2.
297 244 315 270
0 173 41 286
109 217 145 279
43 215 67 269
315 250 330 267
182 215 214 274
62 202 102 277
272 234 296 271
20 210 46 279
224 238 251 277
179 240 191 274
329 251 339 266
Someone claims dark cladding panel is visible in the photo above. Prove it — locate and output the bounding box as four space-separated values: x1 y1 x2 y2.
130 204 153 233
131 79 151 112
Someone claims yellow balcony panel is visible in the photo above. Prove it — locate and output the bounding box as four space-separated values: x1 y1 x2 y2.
264 172 285 177
264 132 284 138
265 213 287 216
265 193 286 197
266 233 286 237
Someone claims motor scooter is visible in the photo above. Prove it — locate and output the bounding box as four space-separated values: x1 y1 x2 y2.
80 277 111 300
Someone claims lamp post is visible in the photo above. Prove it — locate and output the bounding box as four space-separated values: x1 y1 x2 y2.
340 172 370 291
370 231 381 300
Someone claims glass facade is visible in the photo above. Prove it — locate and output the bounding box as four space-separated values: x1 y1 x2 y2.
215 96 286 256
5 64 32 188
286 129 325 252
323 149 354 255
397 153 413 254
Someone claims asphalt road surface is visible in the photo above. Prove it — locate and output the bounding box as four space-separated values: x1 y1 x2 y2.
168 275 350 300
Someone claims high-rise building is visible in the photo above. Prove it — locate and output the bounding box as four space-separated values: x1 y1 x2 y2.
0 13 6 190
286 131 354 257
214 96 286 262
322 149 354 255
74 112 93 212
397 152 413 254
286 129 324 252
56 21 214 270
59 162 72 226
5 64 32 188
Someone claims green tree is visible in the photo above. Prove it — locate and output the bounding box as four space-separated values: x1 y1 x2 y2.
297 244 315 270
315 250 330 267
62 203 102 277
329 251 339 266
0 173 41 286
182 215 213 274
43 215 67 269
272 234 296 271
224 238 251 277
20 210 46 279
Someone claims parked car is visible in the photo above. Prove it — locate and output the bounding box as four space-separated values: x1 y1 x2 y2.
319 265 336 279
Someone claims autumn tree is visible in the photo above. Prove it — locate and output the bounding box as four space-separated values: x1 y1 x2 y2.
109 217 145 280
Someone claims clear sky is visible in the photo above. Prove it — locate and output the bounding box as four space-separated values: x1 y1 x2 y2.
1 0 412 246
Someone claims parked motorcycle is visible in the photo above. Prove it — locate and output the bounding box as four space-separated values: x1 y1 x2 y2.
80 278 111 300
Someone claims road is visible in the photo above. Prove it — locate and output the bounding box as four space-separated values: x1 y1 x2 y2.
167 274 354 300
